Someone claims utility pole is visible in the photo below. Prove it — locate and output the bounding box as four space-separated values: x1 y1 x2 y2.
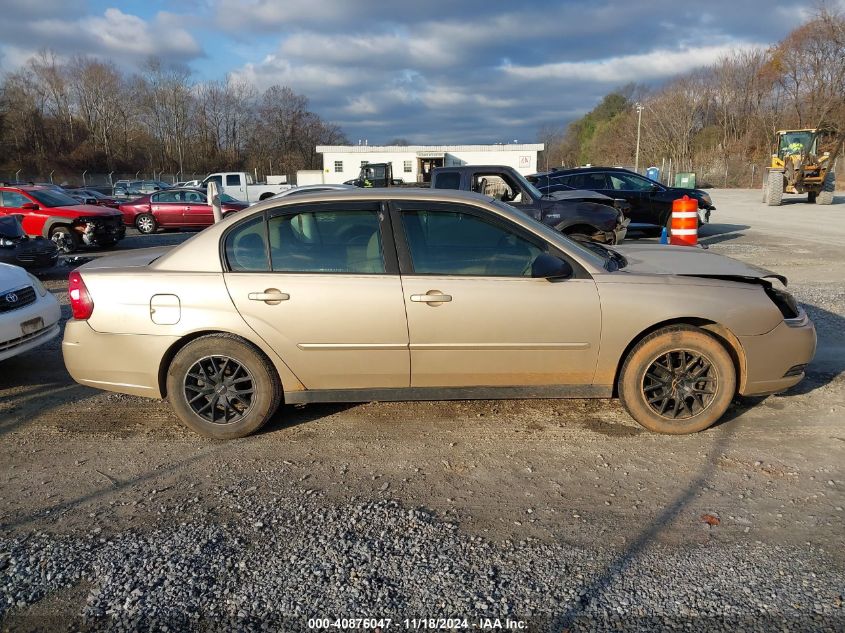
634 103 644 173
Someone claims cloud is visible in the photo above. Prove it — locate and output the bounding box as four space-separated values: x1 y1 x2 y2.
0 7 203 71
502 44 760 84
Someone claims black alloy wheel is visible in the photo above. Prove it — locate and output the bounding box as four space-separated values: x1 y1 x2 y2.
183 355 255 425
641 349 717 420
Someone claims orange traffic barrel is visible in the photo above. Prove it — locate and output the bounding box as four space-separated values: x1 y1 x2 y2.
670 195 698 246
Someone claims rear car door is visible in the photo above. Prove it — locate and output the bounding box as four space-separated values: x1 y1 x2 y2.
150 191 185 226
392 201 601 388
223 202 410 389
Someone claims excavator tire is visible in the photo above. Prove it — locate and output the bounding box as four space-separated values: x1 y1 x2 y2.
817 172 835 205
766 170 784 207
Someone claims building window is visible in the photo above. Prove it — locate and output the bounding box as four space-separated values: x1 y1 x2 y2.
403 160 413 173
334 161 343 173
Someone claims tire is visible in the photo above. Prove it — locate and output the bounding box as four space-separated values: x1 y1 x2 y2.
766 170 784 206
166 334 282 439
49 226 80 254
618 325 736 434
135 213 157 234
817 171 835 205
808 191 817 204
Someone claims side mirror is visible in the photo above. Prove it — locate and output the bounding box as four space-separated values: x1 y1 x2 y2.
531 253 573 280
651 184 661 192
21 202 39 210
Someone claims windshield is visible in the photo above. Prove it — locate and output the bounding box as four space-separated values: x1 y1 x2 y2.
219 194 240 203
79 189 107 199
27 189 80 207
510 171 544 199
778 131 817 158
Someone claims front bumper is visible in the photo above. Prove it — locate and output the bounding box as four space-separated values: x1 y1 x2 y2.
79 219 126 246
739 311 817 395
0 294 62 361
0 240 60 269
62 320 178 398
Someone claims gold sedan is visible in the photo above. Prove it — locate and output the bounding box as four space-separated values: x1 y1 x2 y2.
62 189 816 438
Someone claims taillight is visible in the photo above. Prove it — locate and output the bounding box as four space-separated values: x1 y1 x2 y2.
68 271 94 319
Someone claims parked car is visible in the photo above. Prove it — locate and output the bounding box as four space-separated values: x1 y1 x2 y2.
529 167 715 234
0 185 125 253
66 188 120 208
119 188 249 234
0 262 61 362
0 215 59 269
430 165 628 243
267 184 356 200
63 188 815 439
201 172 291 203
113 180 170 199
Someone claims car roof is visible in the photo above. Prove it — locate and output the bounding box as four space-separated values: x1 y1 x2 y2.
534 166 639 178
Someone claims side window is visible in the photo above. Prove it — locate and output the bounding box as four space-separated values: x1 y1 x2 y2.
226 174 240 187
268 209 384 274
225 215 270 272
432 172 461 189
400 208 543 277
185 191 204 203
153 191 179 203
334 161 343 173
2 191 30 208
609 173 651 191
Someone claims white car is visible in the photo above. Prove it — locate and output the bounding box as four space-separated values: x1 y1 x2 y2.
0 263 61 362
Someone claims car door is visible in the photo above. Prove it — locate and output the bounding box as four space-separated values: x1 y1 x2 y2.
181 191 213 226
222 202 410 390
150 191 184 226
0 190 45 236
606 172 663 224
392 201 601 388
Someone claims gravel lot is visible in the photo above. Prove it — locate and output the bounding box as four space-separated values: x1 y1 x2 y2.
1 189 843 631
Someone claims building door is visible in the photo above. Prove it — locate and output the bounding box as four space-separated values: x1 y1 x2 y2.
418 158 444 183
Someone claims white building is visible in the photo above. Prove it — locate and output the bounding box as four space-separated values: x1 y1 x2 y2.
314 144 544 185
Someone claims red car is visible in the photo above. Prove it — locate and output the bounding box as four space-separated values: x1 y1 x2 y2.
0 185 125 253
119 188 249 234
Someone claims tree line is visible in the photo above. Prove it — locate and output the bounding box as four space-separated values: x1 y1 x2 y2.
0 53 348 183
538 8 845 186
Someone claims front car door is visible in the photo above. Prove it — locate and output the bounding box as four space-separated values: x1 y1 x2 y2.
222 202 410 390
606 172 666 225
181 191 213 226
392 201 602 388
0 190 47 236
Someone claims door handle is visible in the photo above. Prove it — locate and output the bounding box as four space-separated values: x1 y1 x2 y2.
410 291 452 304
248 289 290 305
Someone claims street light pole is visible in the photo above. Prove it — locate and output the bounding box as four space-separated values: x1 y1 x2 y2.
634 103 644 173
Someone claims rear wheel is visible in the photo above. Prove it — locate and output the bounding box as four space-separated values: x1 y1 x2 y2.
766 170 784 206
49 226 79 254
618 325 736 434
135 213 157 234
166 335 282 439
817 172 835 205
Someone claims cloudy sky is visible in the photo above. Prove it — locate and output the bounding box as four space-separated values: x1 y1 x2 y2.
0 0 835 144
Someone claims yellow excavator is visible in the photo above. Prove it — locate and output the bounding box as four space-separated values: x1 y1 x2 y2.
763 128 841 206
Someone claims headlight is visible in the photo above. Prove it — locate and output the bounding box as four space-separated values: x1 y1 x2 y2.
765 286 799 319
0 238 14 247
27 272 48 297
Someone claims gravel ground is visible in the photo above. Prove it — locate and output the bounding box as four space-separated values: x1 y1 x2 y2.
1 191 844 631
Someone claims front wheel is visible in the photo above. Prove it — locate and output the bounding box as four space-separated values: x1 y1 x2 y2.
618 326 736 434
817 172 835 205
50 226 80 254
166 334 282 439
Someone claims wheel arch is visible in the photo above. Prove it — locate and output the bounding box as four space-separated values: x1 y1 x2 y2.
259 192 274 200
556 222 602 237
157 329 295 399
611 317 746 397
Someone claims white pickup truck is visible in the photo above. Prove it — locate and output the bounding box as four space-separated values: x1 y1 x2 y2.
201 172 292 203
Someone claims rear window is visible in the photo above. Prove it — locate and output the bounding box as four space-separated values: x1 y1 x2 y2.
433 172 461 189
